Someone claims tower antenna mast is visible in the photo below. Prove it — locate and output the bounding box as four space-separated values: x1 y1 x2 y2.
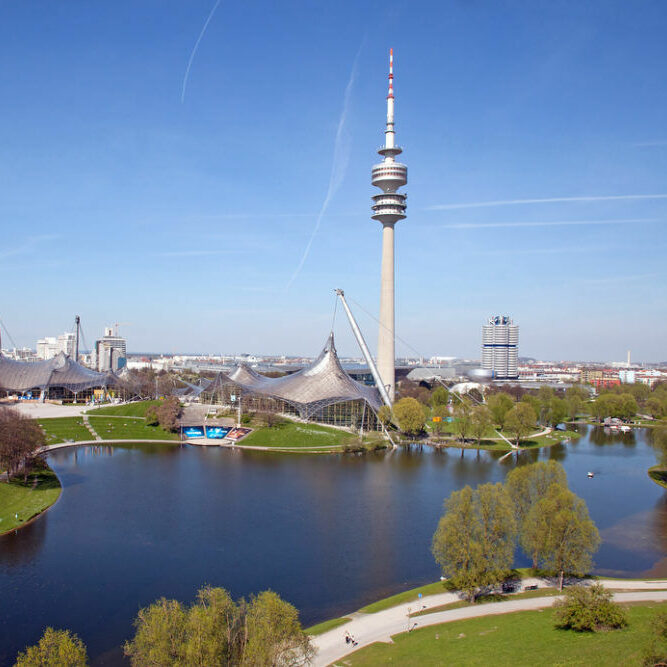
74 315 81 363
371 48 407 402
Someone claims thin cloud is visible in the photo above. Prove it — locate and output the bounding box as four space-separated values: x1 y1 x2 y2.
431 217 659 230
156 249 241 257
426 194 667 211
0 234 60 260
181 0 222 103
424 218 663 229
286 40 364 289
476 245 603 257
581 273 658 285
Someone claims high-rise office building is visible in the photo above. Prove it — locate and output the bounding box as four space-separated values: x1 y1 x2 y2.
95 327 127 371
481 315 519 380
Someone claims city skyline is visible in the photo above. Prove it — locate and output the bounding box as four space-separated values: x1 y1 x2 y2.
1 1 666 361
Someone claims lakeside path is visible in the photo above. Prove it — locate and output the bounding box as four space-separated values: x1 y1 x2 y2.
312 580 667 667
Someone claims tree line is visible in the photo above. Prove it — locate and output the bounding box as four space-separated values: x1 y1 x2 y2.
431 460 600 599
14 587 313 666
384 378 667 442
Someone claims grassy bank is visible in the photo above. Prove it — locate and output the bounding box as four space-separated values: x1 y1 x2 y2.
0 465 61 534
648 465 667 489
436 428 580 452
39 417 93 444
87 417 179 441
358 581 451 614
241 421 356 450
86 400 161 417
305 617 352 635
345 602 667 666
412 587 560 617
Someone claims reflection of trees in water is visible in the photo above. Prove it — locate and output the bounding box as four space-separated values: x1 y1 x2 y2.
450 449 497 484
602 494 667 577
650 494 667 561
588 426 636 448
0 514 47 568
547 443 567 461
647 427 667 466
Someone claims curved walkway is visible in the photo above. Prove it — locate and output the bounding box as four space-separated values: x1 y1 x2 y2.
312 580 667 666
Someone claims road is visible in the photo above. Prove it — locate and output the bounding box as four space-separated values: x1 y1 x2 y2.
312 579 667 666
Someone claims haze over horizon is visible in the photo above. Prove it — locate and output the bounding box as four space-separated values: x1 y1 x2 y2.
1 1 665 362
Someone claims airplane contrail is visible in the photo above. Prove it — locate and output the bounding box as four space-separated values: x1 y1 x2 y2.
435 217 660 230
286 47 362 289
426 194 667 211
181 0 222 103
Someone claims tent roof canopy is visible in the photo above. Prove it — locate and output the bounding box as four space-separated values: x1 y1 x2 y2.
206 334 382 417
0 353 114 393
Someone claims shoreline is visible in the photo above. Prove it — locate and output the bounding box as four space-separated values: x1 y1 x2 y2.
0 464 62 537
309 576 667 666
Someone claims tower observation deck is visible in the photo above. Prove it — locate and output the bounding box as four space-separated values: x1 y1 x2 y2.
372 49 407 402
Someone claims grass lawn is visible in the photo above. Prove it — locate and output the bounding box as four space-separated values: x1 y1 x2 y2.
39 417 93 444
86 400 161 417
413 588 560 617
345 602 667 666
517 428 581 448
442 428 581 452
358 581 452 614
0 466 61 534
648 465 667 489
241 421 356 450
87 417 179 441
306 617 352 635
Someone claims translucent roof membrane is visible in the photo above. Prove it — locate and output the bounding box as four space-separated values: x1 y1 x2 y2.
0 353 114 393
206 334 382 418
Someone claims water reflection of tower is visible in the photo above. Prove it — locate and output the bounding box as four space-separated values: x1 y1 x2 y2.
371 49 407 403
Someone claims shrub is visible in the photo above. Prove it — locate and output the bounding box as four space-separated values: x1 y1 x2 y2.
145 406 159 427
553 583 628 632
642 610 667 666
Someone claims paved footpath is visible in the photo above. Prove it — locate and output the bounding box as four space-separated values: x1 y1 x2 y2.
312 579 667 667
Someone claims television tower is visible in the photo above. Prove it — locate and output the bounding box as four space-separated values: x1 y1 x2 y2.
371 48 407 402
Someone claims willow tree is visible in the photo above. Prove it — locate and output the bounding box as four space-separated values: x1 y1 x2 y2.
504 403 537 447
15 628 88 667
525 483 600 590
505 460 568 530
432 483 516 601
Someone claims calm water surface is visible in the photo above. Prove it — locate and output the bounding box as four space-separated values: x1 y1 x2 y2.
0 425 665 664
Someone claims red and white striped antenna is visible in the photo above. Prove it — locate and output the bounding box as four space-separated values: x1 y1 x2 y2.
388 47 394 99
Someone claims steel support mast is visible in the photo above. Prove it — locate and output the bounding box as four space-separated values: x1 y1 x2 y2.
335 289 392 408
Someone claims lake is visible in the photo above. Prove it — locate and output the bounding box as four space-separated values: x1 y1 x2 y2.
0 425 664 665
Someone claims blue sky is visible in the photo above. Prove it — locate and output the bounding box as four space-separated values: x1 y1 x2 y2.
1 1 665 362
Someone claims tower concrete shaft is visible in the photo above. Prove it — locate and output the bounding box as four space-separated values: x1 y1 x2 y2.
372 48 407 402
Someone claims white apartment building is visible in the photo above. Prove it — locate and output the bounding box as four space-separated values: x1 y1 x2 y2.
36 332 76 359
